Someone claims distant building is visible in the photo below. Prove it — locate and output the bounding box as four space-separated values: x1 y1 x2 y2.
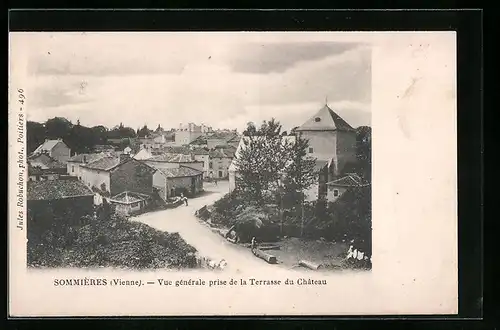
152 166 204 200
175 123 204 146
92 144 116 153
133 148 153 160
144 153 204 172
206 132 239 150
27 179 94 236
32 139 71 163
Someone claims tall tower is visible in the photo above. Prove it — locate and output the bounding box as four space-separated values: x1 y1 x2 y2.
295 104 357 177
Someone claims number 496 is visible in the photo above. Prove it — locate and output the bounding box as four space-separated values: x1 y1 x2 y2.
18 89 25 105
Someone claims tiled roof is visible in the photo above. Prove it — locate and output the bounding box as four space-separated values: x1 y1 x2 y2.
155 166 203 178
208 132 238 141
28 153 66 169
191 148 209 155
209 149 234 159
81 155 121 171
314 160 329 172
296 105 355 132
27 180 94 200
327 173 367 187
189 135 208 145
148 153 198 163
109 191 150 204
67 152 109 163
33 139 66 154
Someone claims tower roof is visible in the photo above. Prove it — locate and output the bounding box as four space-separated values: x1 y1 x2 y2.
296 104 355 132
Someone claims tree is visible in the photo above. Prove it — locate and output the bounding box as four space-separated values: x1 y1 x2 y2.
356 126 372 182
26 121 46 153
235 119 293 209
45 117 72 140
282 135 317 208
137 125 152 138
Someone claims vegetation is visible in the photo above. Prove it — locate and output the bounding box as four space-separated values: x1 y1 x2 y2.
27 117 166 154
27 206 198 269
210 118 372 259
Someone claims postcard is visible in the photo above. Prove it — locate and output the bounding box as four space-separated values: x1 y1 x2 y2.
8 31 457 316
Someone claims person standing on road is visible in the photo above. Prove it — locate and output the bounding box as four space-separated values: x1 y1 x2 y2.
181 193 188 206
251 237 257 251
214 178 218 186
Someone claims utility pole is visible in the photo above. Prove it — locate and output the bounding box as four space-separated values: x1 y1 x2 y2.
300 194 305 237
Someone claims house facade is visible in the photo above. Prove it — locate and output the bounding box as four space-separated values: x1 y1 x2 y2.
80 154 155 196
208 149 233 179
32 139 71 163
152 166 204 201
66 153 109 179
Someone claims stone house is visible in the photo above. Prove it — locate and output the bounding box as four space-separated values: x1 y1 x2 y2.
152 166 204 201
27 179 94 236
32 138 71 163
80 154 155 197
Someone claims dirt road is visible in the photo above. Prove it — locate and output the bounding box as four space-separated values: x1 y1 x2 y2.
131 182 290 274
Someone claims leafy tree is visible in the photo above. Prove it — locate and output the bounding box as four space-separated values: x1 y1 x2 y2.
26 121 46 153
45 117 72 140
356 126 371 182
282 135 318 210
137 125 152 138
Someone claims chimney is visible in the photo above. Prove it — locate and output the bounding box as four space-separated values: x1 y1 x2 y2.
120 153 130 162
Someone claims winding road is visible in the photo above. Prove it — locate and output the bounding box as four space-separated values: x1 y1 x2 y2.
131 181 291 274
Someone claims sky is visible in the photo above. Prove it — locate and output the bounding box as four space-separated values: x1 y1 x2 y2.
22 32 371 132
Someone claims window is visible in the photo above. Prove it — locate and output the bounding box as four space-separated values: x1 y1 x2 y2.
209 162 213 169
71 165 75 173
314 117 321 122
333 189 339 197
308 147 314 153
218 171 223 178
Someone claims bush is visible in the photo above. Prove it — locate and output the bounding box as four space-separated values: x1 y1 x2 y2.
27 213 198 269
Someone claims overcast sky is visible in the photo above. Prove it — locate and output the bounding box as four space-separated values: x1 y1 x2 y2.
23 32 371 132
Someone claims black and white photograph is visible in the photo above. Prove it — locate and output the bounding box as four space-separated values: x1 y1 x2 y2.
24 33 372 273
9 30 458 317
